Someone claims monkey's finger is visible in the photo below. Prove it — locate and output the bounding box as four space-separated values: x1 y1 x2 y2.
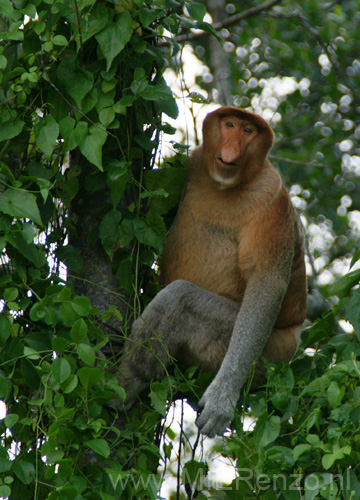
195 408 231 438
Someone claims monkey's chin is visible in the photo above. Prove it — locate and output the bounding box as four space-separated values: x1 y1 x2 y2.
211 166 240 189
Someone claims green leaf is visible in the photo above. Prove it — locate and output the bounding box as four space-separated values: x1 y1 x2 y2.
21 223 35 243
182 460 208 485
0 449 12 472
26 332 52 352
4 287 18 302
57 63 94 108
351 249 360 268
141 78 173 101
59 116 78 152
78 367 104 389
322 445 351 470
81 3 109 42
41 439 64 463
133 211 166 253
0 486 11 498
150 381 168 416
78 125 107 171
5 21 23 41
71 318 88 341
194 21 222 41
0 0 16 19
61 374 78 394
106 160 129 209
29 301 45 321
0 315 12 343
52 337 68 355
6 232 46 267
139 7 158 28
99 210 122 249
52 34 68 46
52 358 71 383
0 188 43 226
293 443 312 462
0 119 24 141
134 133 154 150
55 244 83 273
331 269 360 298
144 167 187 215
34 114 59 159
13 461 35 485
187 2 207 21
327 380 344 408
59 302 76 325
130 69 148 95
256 415 281 448
71 296 92 316
306 434 321 446
99 106 115 127
346 288 360 340
4 413 19 428
96 11 133 71
77 343 95 367
59 286 72 302
116 257 133 293
188 91 207 104
306 407 320 432
106 377 126 401
24 346 41 360
86 439 110 458
157 95 179 119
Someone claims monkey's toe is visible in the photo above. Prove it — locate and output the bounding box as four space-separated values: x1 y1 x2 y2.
196 396 233 437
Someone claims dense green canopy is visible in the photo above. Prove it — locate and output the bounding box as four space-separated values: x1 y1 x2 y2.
0 1 359 499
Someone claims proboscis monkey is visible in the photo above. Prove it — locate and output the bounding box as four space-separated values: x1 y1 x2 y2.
118 106 307 437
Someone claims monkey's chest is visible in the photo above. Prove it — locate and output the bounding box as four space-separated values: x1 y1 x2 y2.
162 221 245 301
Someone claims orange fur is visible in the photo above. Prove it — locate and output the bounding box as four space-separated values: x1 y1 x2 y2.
119 107 308 436
160 107 307 363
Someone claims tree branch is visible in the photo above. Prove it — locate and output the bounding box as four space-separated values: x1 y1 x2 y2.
269 154 329 168
172 0 282 44
265 9 337 60
213 0 282 30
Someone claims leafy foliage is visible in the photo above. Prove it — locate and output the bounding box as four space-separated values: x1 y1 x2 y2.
0 0 360 499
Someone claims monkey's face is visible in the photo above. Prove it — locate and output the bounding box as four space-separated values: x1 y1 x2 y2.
202 108 274 190
212 116 258 188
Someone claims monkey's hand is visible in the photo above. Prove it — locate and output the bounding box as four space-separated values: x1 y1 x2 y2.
195 381 237 437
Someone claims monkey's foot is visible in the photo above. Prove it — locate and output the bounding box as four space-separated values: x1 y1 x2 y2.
195 389 235 437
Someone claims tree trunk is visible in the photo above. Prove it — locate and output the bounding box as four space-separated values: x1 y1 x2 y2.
207 0 233 105
68 155 127 341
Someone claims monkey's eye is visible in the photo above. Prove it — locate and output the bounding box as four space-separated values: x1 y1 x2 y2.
244 127 254 134
225 121 234 128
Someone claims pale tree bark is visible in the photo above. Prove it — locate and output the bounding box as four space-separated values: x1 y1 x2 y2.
207 0 233 105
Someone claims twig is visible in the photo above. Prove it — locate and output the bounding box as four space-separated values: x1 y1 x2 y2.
176 401 185 500
213 0 282 29
269 154 328 168
74 0 83 53
172 0 282 44
265 9 337 66
44 76 117 138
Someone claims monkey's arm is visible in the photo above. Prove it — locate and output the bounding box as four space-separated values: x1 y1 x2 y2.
196 271 289 437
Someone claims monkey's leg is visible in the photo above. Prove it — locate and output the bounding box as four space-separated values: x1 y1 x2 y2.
118 279 239 408
249 325 302 387
263 325 301 363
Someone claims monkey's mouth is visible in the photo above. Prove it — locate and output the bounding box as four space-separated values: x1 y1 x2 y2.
216 157 238 168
